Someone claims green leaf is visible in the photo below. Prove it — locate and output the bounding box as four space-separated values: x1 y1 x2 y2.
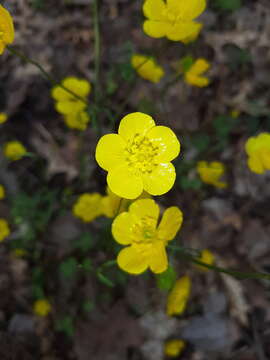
59 257 78 279
74 232 93 252
191 134 210 152
156 265 177 291
180 56 194 73
179 177 202 190
82 300 95 313
81 258 92 273
56 316 74 337
97 272 115 288
214 0 242 11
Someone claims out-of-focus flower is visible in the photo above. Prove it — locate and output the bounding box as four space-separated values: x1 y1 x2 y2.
51 77 91 115
167 275 191 316
12 248 27 258
112 198 183 275
184 58 210 87
4 141 27 161
0 5 15 55
196 249 215 271
72 193 103 222
0 113 8 124
0 219 10 242
143 0 206 42
96 112 180 199
0 185 5 200
33 299 52 317
64 110 90 130
131 54 164 83
245 133 270 174
231 109 240 119
164 339 186 357
181 23 202 44
197 161 227 188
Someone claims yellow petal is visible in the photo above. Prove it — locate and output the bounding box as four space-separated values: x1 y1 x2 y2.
157 207 183 242
112 212 135 245
95 134 126 171
143 0 166 20
143 20 170 39
117 246 148 274
167 0 206 21
148 242 168 273
167 276 191 316
166 22 202 42
0 5 15 44
62 77 91 97
56 100 86 115
107 164 144 199
261 149 270 170
189 58 210 75
181 23 202 44
248 156 264 174
146 126 180 162
143 162 176 196
245 137 257 156
118 112 155 141
185 74 209 87
129 199 159 224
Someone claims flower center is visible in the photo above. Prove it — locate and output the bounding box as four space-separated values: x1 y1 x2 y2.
162 9 182 24
125 134 159 175
132 216 157 245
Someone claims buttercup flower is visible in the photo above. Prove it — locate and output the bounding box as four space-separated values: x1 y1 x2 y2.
184 58 210 87
64 110 90 130
0 113 8 124
167 275 191 316
181 23 202 44
197 161 227 188
0 219 10 242
245 133 270 174
131 54 164 83
112 198 183 275
96 112 180 199
73 193 103 222
33 299 52 317
196 249 215 271
0 5 15 55
164 339 186 358
0 185 5 200
52 77 91 115
143 0 206 42
4 141 27 161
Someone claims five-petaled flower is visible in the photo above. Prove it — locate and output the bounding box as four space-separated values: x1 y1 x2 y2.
0 5 15 55
245 133 270 174
184 58 210 87
112 198 183 274
143 0 206 42
95 112 180 199
197 161 227 188
131 54 165 83
167 275 191 316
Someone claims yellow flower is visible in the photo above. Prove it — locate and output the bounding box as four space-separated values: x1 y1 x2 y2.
72 193 103 222
95 112 180 199
52 77 91 115
33 299 52 317
181 23 202 44
112 198 183 275
12 248 27 258
4 141 27 161
184 58 210 87
245 133 270 174
0 185 5 200
143 0 206 42
231 109 240 119
167 275 191 316
64 110 90 130
164 339 186 357
197 161 227 188
0 219 10 242
0 113 8 124
196 249 215 271
0 5 15 55
131 54 164 83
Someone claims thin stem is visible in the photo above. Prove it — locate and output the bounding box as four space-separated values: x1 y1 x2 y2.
93 0 101 104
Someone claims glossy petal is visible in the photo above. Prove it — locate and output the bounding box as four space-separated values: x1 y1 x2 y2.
112 212 135 245
157 207 183 241
248 156 264 174
117 246 148 274
143 20 169 38
107 164 143 199
143 162 176 196
147 126 180 162
143 0 166 20
118 112 155 141
95 134 126 171
166 22 202 42
129 199 159 224
167 0 206 21
148 242 168 273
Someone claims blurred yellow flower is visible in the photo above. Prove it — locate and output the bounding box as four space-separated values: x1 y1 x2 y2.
143 0 206 42
4 141 27 161
197 161 227 188
33 299 52 317
196 249 215 271
0 5 15 55
245 133 270 174
231 109 240 119
96 112 180 199
131 54 164 83
164 339 186 357
167 275 191 316
0 185 5 199
12 248 27 258
52 77 91 115
64 110 90 130
72 193 103 222
182 23 202 44
112 198 183 275
0 113 8 124
184 58 210 87
0 219 10 242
